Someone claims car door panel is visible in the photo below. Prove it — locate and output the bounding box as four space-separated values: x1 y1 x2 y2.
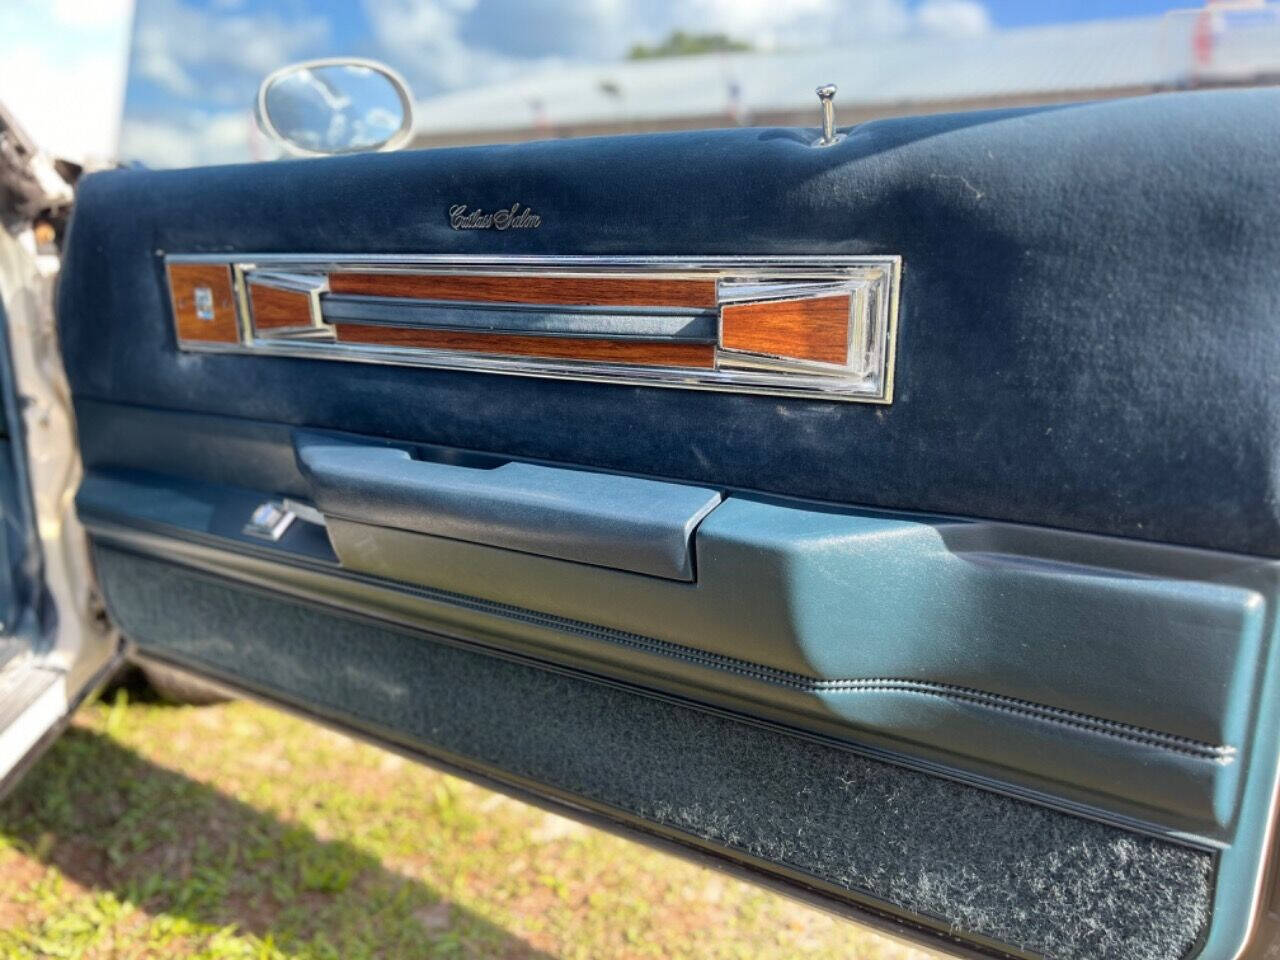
72 397 1271 835
57 88 1280 960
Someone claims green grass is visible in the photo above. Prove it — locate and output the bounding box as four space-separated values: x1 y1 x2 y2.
0 685 944 959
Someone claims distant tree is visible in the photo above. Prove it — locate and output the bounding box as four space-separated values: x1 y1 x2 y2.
627 30 752 60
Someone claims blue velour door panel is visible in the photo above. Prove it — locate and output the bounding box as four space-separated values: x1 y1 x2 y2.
58 89 1280 558
56 88 1280 960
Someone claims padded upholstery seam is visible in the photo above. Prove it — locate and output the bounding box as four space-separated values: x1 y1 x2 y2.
357 565 1236 761
79 509 1234 762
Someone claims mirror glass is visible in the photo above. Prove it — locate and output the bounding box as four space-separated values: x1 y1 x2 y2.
259 62 411 155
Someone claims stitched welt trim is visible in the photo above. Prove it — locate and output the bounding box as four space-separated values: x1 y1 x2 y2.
375 572 1237 763
79 512 1236 765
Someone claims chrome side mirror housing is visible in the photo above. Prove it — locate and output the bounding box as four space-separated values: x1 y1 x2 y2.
255 58 415 157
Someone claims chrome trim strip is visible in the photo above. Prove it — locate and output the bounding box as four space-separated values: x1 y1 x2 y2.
324 294 715 317
166 254 902 403
717 280 856 303
168 252 896 271
180 338 882 400
321 294 719 341
246 270 330 296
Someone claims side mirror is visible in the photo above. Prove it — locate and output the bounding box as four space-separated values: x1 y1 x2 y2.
255 58 415 157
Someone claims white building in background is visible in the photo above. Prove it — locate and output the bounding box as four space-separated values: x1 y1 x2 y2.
410 7 1280 148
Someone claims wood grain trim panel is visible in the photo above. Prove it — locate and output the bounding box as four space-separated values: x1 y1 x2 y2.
720 294 852 365
328 272 718 309
249 284 313 330
168 263 239 343
335 324 716 368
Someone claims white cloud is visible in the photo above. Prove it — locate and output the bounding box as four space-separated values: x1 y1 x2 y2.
134 23 197 96
50 0 134 28
915 0 992 38
0 0 132 162
363 0 991 97
363 0 536 95
131 0 329 98
653 0 991 49
119 108 262 167
0 48 129 162
678 0 913 50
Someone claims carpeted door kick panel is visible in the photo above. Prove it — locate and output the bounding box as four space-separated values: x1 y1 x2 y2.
95 546 1212 960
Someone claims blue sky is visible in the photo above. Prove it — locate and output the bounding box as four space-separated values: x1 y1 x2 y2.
984 0 1193 25
0 0 1229 163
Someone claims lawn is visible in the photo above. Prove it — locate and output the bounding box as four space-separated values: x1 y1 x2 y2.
0 683 944 959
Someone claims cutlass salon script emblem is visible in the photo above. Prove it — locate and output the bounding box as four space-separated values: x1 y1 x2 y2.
449 203 542 230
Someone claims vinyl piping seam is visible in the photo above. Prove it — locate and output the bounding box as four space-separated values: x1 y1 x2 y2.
81 512 1237 763
446 594 1237 762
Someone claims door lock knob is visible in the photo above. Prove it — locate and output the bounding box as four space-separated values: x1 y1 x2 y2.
814 83 844 147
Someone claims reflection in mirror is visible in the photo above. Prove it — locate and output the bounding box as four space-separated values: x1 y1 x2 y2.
257 60 413 156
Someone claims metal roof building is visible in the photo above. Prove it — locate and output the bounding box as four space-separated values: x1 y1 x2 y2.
410 7 1280 148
